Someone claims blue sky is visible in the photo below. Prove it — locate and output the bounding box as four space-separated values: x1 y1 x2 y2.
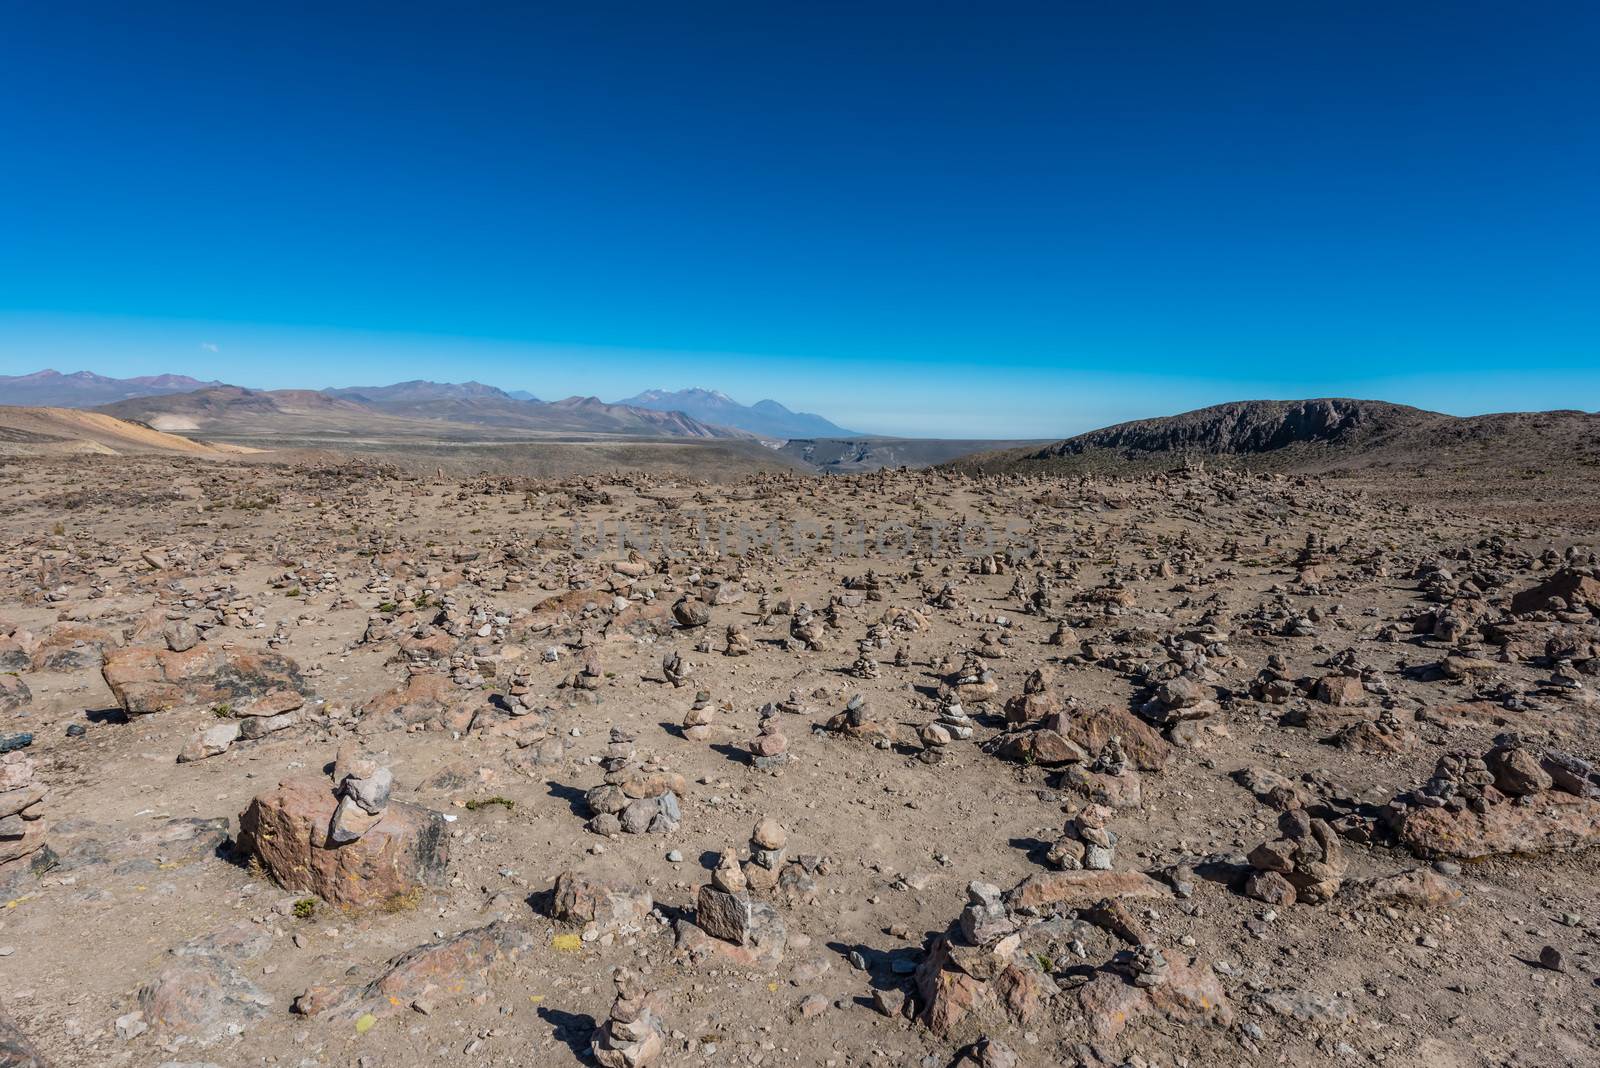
2 3 1597 438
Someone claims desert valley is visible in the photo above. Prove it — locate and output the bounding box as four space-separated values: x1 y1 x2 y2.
0 377 1597 1068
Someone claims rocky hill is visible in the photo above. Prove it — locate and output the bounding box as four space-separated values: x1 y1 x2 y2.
947 398 1600 477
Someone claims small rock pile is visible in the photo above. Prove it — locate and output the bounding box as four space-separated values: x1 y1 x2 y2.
0 752 47 874
745 817 786 890
1244 809 1346 905
662 650 692 688
585 729 685 836
1003 667 1060 725
681 691 719 740
1046 802 1116 871
821 693 894 747
1387 734 1600 859
723 623 753 656
591 968 666 1068
748 709 790 770
330 748 393 843
678 833 789 967
505 662 536 713
920 693 976 758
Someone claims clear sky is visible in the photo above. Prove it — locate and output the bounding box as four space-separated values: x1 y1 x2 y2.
2 2 1597 438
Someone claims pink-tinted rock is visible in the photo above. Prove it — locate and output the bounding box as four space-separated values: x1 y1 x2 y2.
102 644 309 715
1006 870 1169 911
236 775 447 906
1392 792 1600 859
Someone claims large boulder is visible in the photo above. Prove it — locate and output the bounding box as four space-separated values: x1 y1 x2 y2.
1047 707 1170 772
29 623 118 672
1511 569 1600 615
101 644 310 715
236 775 447 906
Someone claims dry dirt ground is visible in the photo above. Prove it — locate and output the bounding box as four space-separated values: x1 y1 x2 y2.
0 454 1597 1068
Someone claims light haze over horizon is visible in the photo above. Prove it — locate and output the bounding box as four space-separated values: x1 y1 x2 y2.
3 4 1597 438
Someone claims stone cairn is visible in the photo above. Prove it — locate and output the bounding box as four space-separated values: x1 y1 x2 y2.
506 662 536 715
590 967 666 1068
723 623 753 656
662 650 693 688
681 691 717 740
565 653 603 692
1244 809 1346 906
745 817 786 890
1046 802 1117 871
0 751 47 874
748 707 790 770
850 642 881 680
330 748 393 844
820 693 893 747
680 821 791 966
585 728 684 836
1004 666 1060 725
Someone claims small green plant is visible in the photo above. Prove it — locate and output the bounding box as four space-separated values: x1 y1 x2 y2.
212 703 233 718
464 795 515 812
292 897 317 919
284 586 302 598
377 601 397 614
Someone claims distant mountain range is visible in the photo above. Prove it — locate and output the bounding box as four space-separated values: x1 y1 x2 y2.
616 387 857 437
95 380 750 441
0 370 861 440
0 369 227 406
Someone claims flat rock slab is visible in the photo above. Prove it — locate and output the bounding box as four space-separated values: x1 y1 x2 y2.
294 921 534 1022
1392 793 1600 859
1005 870 1170 911
138 924 273 1045
102 644 310 715
237 775 448 906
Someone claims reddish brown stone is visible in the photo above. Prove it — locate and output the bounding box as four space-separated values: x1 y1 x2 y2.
1511 569 1600 615
1046 707 1170 772
1078 973 1151 1042
295 921 533 1022
359 673 473 732
236 775 447 906
1006 870 1169 911
553 870 654 932
30 622 118 672
993 729 1087 767
1392 792 1600 859
1147 956 1234 1028
1357 868 1462 909
102 644 309 715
